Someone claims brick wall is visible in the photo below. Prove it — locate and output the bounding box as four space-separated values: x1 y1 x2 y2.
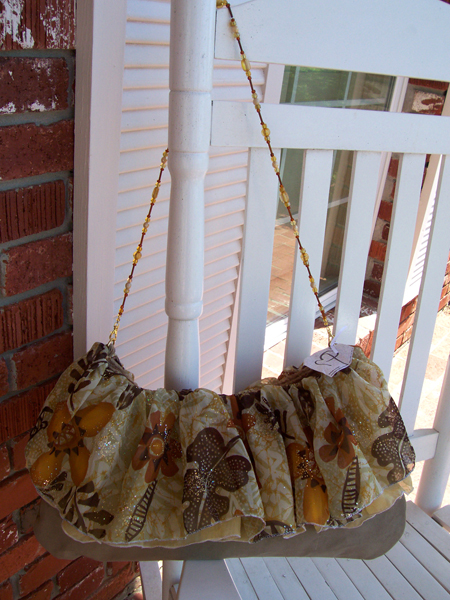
361 78 450 356
0 3 139 599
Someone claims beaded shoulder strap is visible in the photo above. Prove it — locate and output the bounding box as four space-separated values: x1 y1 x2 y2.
109 2 333 347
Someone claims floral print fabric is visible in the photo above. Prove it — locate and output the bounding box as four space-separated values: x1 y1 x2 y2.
26 343 414 547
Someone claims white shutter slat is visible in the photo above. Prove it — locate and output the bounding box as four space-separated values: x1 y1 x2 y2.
123 68 169 90
124 43 170 67
285 150 334 367
127 0 170 22
119 145 169 173
371 154 425 378
211 101 450 155
400 155 450 433
205 211 245 236
200 307 233 334
334 152 382 344
126 20 170 44
234 148 280 392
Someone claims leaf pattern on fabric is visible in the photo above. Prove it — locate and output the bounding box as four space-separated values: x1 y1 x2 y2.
182 428 251 534
116 384 142 410
29 407 53 440
342 456 360 517
319 397 357 469
372 398 415 484
252 520 293 542
125 481 158 542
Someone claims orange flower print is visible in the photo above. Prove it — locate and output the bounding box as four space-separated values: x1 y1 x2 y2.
286 442 321 482
319 397 356 469
132 411 181 483
30 401 115 488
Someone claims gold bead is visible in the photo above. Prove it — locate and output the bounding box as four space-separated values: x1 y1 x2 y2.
280 188 290 207
216 0 227 7
261 124 270 139
241 56 251 74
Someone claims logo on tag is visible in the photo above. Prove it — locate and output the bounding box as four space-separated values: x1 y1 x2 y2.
304 344 354 377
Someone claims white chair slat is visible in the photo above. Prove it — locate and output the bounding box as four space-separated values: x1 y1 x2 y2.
215 0 450 82
211 101 450 155
285 150 334 367
371 153 426 378
233 148 280 392
334 152 382 344
400 155 450 433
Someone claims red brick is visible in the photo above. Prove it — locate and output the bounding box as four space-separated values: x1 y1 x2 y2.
395 334 403 352
0 445 10 482
0 533 45 583
0 517 18 554
369 240 387 262
0 121 74 181
0 180 66 244
381 223 390 241
88 565 136 600
378 200 393 222
0 58 69 115
400 298 417 323
0 471 38 521
357 330 373 358
0 289 64 354
411 90 445 115
0 0 75 50
105 562 131 578
11 433 29 472
0 379 57 444
13 331 73 390
55 566 104 600
18 501 39 538
408 78 449 92
403 327 413 343
439 294 450 312
0 581 13 600
19 553 71 597
58 557 103 594
388 158 399 178
2 233 72 296
21 581 53 600
363 279 381 299
397 313 415 338
0 360 8 398
371 262 384 283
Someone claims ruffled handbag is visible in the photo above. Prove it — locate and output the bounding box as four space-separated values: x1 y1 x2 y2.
26 1 414 560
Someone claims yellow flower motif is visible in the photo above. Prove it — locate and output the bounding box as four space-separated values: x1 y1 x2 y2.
30 401 115 488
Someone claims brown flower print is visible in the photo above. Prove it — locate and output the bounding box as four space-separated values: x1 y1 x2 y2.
319 397 356 469
30 401 115 488
132 411 181 483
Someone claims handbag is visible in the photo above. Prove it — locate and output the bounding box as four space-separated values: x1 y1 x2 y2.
26 1 415 560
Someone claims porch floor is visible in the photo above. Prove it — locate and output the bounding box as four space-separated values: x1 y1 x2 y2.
224 501 450 600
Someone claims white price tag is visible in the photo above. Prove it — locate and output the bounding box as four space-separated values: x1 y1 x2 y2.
303 344 354 377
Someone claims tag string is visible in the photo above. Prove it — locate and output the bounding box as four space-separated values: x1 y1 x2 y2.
109 3 334 347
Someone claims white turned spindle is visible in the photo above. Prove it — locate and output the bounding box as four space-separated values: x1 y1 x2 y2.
415 354 450 514
164 0 216 391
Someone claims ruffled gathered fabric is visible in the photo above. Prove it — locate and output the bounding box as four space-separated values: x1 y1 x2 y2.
25 342 415 548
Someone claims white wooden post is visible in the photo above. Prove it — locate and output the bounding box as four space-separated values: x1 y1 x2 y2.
73 0 127 356
415 353 450 515
163 0 215 391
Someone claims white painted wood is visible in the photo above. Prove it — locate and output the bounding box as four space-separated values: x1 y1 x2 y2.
409 428 439 463
211 101 450 155
225 560 258 600
399 156 450 434
164 0 215 390
287 557 339 600
434 505 450 533
311 558 364 600
285 150 334 367
262 557 309 600
400 522 450 592
215 0 450 82
240 558 284 600
73 0 127 356
371 154 425 378
386 541 450 600
404 92 450 305
233 148 280 392
336 559 392 600
263 63 285 104
162 561 182 600
140 561 162 600
406 501 450 559
334 152 382 344
176 561 241 600
363 555 422 600
415 354 450 514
